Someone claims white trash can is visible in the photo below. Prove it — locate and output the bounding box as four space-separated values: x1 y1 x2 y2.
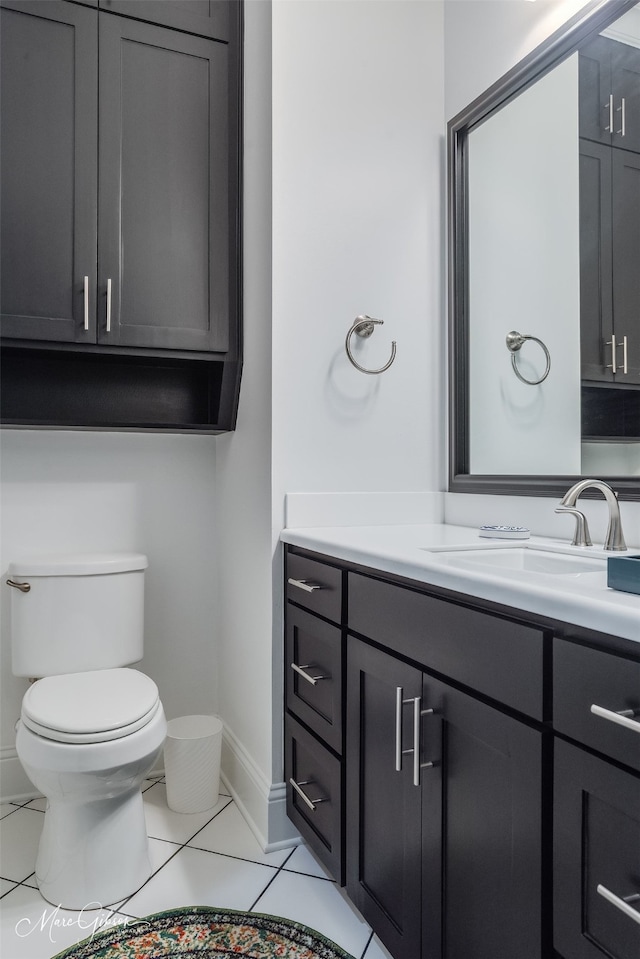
164 715 223 814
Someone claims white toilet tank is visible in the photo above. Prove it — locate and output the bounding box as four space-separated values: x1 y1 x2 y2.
8 553 148 678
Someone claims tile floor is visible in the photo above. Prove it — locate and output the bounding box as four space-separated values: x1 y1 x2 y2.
0 779 392 959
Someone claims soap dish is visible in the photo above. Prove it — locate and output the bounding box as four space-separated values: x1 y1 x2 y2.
479 525 530 540
607 554 640 596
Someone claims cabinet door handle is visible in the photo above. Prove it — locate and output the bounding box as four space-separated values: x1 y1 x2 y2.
106 277 112 333
395 686 412 772
290 662 328 686
617 97 626 137
597 884 640 926
621 335 628 375
605 93 614 132
288 577 323 593
591 703 640 733
607 334 618 374
83 276 90 332
289 778 327 812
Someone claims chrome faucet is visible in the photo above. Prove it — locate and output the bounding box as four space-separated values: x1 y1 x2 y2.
555 479 627 551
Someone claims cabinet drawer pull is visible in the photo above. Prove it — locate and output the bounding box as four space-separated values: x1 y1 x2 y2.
288 577 323 593
289 778 327 812
591 703 640 733
290 662 328 686
617 97 626 137
621 334 628 375
605 93 614 132
597 884 640 926
395 687 412 772
83 276 89 331
106 277 112 333
607 334 618 374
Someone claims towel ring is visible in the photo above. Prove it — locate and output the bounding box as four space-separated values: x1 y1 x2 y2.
346 316 397 375
506 331 551 385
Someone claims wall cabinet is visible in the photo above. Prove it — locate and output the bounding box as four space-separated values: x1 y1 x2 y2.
283 545 640 959
0 0 241 431
580 140 640 385
579 36 640 153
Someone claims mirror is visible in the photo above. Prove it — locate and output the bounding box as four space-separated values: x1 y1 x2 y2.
449 0 640 500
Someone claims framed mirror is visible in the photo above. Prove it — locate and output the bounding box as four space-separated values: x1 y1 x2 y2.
449 0 640 500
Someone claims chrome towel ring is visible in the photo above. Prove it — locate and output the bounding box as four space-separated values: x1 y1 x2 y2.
505 330 551 385
346 315 397 375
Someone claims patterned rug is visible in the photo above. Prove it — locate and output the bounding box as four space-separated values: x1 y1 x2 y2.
50 906 357 959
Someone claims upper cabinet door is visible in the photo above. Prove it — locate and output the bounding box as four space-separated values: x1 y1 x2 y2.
99 0 230 42
98 15 231 352
0 0 98 343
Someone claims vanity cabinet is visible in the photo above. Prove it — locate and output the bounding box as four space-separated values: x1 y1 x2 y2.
0 0 242 431
283 544 640 959
553 637 640 959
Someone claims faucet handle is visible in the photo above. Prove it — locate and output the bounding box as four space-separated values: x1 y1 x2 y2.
554 506 593 548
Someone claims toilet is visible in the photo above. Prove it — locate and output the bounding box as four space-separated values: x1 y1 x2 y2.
7 552 167 909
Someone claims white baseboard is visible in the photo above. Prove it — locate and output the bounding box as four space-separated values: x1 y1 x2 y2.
220 724 300 853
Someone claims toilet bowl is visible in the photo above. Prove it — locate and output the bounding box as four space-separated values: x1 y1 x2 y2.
8 553 167 909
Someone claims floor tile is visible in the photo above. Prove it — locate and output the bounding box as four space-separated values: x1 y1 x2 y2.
252 869 371 959
1 878 18 898
23 799 46 813
0 809 43 882
0 804 19 820
363 933 394 959
142 782 232 845
0 882 140 959
122 845 278 918
282 843 334 880
187 802 290 867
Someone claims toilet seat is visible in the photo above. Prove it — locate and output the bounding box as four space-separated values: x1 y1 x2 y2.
21 668 160 744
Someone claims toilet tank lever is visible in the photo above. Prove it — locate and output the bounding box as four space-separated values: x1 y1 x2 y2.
6 579 31 593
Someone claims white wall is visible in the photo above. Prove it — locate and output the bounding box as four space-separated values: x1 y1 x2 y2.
0 431 218 797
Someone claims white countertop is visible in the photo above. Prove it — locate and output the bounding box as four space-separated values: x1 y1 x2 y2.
280 523 640 644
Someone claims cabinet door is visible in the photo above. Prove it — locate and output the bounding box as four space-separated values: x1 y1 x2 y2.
421 674 545 959
0 0 97 343
612 40 640 154
554 739 640 959
99 0 231 42
346 638 423 959
98 15 231 352
580 139 613 382
612 147 640 384
579 36 615 147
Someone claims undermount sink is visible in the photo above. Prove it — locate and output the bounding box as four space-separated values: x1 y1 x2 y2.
425 547 606 576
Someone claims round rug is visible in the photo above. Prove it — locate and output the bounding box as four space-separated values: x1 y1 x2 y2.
50 906 357 959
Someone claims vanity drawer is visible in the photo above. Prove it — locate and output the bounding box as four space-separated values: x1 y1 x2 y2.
285 713 344 884
286 551 342 624
285 604 342 753
348 572 544 720
554 638 640 773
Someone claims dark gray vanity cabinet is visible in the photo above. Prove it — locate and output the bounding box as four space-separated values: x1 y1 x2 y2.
553 637 640 959
0 0 242 431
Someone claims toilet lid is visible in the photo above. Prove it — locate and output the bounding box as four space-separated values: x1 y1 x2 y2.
21 668 160 744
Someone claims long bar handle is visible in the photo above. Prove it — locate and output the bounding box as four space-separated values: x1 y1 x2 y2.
617 97 626 137
287 577 323 593
597 885 640 926
607 334 617 374
83 276 89 331
106 277 112 333
395 687 404 772
289 778 326 812
591 703 640 733
621 335 628 375
606 93 614 132
290 662 328 686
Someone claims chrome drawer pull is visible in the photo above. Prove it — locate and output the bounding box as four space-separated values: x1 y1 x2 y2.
597 884 640 926
290 662 328 686
83 275 89 331
289 778 327 812
591 703 640 733
288 577 323 593
395 687 414 772
106 277 112 333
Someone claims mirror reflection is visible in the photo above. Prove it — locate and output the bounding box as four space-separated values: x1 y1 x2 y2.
466 4 640 478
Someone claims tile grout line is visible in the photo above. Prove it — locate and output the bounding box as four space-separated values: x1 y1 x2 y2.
360 930 375 959
248 846 297 913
